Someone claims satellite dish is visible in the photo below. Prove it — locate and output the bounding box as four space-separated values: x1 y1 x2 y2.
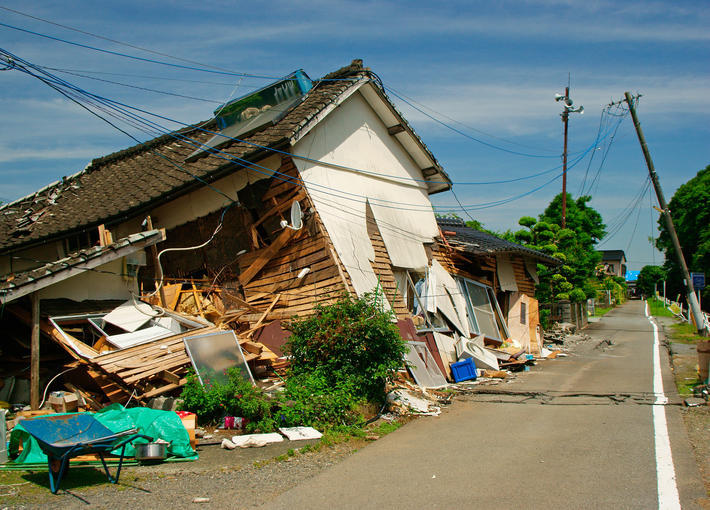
290 200 302 230
280 200 303 230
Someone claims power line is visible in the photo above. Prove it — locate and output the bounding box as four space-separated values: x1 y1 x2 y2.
386 87 561 159
384 84 561 155
0 21 281 79
1 48 611 216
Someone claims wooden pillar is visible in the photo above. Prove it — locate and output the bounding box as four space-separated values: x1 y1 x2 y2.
30 291 40 410
146 216 167 307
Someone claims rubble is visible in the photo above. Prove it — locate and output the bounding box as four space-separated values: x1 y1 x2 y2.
1 284 288 413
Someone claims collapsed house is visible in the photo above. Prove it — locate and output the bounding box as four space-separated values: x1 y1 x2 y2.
0 60 557 408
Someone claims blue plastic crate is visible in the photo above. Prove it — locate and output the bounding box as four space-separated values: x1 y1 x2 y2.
450 357 477 382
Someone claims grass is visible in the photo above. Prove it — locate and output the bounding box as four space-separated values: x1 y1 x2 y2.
670 322 708 344
648 296 675 318
593 305 614 317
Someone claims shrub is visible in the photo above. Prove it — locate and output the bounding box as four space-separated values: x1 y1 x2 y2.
275 369 365 429
285 292 406 402
178 368 273 431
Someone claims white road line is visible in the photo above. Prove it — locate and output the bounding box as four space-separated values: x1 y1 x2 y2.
646 301 681 509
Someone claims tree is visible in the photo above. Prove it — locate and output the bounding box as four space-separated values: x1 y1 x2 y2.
637 265 666 297
656 165 710 307
512 193 606 303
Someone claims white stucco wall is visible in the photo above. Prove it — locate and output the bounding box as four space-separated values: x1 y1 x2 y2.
38 258 138 301
292 91 439 298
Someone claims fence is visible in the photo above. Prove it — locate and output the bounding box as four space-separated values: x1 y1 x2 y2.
541 300 589 331
657 295 710 330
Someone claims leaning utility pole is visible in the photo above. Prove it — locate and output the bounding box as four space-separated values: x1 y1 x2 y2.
624 91 707 335
555 85 583 228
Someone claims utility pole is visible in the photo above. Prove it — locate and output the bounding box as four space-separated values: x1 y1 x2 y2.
624 91 707 335
555 84 583 228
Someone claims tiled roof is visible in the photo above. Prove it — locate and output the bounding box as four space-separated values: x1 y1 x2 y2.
436 217 560 265
1 229 164 303
1 60 449 254
598 249 625 261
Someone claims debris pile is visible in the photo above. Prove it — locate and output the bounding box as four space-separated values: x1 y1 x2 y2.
2 283 289 412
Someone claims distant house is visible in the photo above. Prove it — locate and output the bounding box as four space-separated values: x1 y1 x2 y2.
435 218 559 355
1 60 559 403
598 250 627 278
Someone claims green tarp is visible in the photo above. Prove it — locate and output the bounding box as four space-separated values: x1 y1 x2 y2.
8 404 197 465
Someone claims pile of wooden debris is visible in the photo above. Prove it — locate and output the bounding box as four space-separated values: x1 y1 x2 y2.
3 280 288 411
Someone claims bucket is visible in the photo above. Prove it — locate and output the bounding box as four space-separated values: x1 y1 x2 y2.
698 340 710 383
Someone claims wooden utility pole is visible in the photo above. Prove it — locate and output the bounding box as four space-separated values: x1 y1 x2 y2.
624 91 707 335
30 291 40 409
556 83 582 228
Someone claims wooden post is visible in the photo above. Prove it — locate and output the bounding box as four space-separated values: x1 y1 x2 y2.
30 292 40 410
146 216 167 307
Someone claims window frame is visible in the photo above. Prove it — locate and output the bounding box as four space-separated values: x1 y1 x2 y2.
456 277 510 341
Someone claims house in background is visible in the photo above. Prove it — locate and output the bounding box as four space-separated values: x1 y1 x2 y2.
1 60 560 404
598 250 627 278
434 217 559 356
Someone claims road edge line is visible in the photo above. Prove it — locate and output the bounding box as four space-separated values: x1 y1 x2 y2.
646 300 681 510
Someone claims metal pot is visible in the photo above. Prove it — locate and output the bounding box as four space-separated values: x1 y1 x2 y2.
134 442 168 461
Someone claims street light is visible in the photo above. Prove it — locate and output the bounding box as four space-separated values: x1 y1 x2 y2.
555 87 583 229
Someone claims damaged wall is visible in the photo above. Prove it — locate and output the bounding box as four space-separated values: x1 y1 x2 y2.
292 91 439 299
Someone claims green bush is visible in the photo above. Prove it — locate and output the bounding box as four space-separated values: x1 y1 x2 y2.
276 369 365 429
285 292 407 402
178 368 274 431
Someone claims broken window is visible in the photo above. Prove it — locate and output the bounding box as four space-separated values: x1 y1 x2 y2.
49 302 205 355
456 277 509 341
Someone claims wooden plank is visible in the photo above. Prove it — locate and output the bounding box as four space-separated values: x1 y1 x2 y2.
30 292 40 410
158 370 181 385
239 228 294 286
243 251 332 289
245 265 340 295
247 294 281 337
252 189 305 229
191 283 205 318
220 291 263 313
239 234 326 269
142 380 187 399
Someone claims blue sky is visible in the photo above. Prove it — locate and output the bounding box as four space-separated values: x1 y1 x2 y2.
1 1 708 271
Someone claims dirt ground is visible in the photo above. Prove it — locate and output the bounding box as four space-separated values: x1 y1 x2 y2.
0 433 367 509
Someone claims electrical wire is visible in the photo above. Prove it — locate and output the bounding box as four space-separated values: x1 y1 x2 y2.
146 204 234 298
0 5 262 75
4 49 617 204
383 84 562 155
386 87 561 159
2 48 614 223
0 20 280 79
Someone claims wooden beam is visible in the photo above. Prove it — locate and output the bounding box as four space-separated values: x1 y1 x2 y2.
146 216 167 307
239 228 294 286
252 190 305 229
247 294 281 337
30 292 40 410
387 124 405 135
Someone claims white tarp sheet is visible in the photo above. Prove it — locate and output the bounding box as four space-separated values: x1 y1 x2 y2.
496 255 518 292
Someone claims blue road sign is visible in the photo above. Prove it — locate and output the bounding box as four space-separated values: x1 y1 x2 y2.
691 272 705 290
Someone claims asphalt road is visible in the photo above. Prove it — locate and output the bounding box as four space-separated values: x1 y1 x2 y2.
258 300 706 509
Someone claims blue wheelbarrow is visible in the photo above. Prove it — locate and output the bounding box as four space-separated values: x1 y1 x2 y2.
20 413 152 494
